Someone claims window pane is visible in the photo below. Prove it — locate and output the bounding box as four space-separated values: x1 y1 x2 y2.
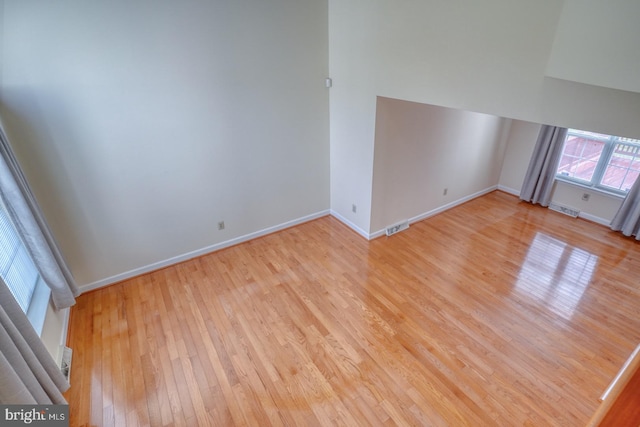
602 166 627 190
0 205 39 313
601 142 640 192
5 246 38 311
622 169 640 192
557 134 604 182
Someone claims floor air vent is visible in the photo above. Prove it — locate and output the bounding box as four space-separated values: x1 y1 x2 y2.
60 346 72 382
548 203 579 218
386 220 409 236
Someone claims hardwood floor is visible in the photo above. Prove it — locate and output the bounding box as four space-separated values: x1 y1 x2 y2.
64 191 640 426
599 368 640 426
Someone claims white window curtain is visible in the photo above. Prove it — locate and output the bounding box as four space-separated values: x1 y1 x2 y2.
610 176 640 239
0 123 79 310
0 276 69 403
520 125 568 207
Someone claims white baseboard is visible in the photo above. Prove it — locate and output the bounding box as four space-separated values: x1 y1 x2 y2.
497 184 520 196
78 187 536 293
369 227 387 240
578 212 611 227
369 185 499 239
79 210 330 293
329 210 371 240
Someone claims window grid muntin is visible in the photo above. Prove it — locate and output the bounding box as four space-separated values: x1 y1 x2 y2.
600 142 640 192
557 134 604 182
0 202 40 312
557 129 640 195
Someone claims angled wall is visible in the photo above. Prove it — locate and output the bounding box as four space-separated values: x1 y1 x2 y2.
546 0 640 93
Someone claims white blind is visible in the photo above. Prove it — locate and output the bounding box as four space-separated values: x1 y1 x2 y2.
0 204 39 312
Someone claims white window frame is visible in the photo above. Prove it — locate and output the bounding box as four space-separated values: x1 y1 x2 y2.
556 128 640 196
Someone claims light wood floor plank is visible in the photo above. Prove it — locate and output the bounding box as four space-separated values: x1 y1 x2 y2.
65 191 640 426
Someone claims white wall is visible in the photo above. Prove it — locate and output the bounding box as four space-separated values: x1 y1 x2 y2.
1 1 329 288
546 0 640 93
329 0 640 234
3 0 639 353
370 97 509 233
498 120 541 194
498 119 623 225
551 182 622 225
0 1 3 99
40 304 68 365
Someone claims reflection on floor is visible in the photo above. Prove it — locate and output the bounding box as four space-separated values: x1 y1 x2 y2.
65 191 640 426
516 232 598 320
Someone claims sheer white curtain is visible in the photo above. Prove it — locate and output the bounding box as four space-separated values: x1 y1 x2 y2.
0 277 69 403
520 125 568 206
610 176 640 239
0 123 79 309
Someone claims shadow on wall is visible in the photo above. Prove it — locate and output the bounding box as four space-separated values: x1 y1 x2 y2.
0 91 97 279
369 96 625 234
370 97 513 234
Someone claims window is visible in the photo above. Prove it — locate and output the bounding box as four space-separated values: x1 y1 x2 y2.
0 201 49 333
557 129 640 194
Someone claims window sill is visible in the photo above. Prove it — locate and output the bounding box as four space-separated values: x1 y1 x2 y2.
26 276 51 336
554 177 626 200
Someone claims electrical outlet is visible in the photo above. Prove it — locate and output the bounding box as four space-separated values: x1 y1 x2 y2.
352 204 357 213
443 188 448 196
581 193 590 201
217 221 225 230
